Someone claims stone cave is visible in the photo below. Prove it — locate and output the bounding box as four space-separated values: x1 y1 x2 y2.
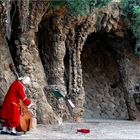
30 4 140 122
1 1 140 127
1 1 140 139
81 31 129 120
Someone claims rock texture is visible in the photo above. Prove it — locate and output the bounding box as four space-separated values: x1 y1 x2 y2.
82 32 128 119
0 10 15 106
0 1 140 126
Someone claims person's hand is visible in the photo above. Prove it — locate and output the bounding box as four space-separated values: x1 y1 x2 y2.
28 103 35 115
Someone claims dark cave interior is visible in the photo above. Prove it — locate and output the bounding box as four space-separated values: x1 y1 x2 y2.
81 31 129 119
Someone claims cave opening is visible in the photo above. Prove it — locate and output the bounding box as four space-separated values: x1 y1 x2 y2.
81 31 129 120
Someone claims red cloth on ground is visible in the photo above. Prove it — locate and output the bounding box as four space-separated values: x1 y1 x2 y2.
0 80 31 127
77 129 90 134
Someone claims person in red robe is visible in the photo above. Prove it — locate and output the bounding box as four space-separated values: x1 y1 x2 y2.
0 76 33 135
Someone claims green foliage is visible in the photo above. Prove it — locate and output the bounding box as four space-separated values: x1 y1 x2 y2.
49 0 112 16
121 0 140 55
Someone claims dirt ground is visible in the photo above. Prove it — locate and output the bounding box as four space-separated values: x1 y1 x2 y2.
1 119 140 139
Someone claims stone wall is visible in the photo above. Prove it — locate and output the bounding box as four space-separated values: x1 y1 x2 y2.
39 3 140 121
108 37 140 121
0 0 60 126
82 32 128 119
1 1 140 125
0 15 15 106
0 37 15 106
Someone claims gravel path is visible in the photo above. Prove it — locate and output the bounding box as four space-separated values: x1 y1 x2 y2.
1 119 140 139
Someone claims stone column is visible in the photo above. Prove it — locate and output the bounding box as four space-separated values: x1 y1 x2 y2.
75 46 85 122
120 57 140 120
45 31 73 121
110 42 140 120
16 29 60 125
66 28 85 122
12 0 61 125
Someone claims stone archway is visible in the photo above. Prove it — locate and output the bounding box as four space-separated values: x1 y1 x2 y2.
37 3 140 122
81 31 129 119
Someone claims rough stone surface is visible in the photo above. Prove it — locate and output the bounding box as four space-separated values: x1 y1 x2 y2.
0 1 140 126
0 17 15 107
82 32 129 119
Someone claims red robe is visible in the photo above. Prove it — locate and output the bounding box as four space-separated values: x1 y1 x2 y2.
0 80 31 127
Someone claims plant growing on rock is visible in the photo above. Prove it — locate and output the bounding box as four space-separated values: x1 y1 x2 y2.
121 0 140 55
49 0 112 16
50 0 140 56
